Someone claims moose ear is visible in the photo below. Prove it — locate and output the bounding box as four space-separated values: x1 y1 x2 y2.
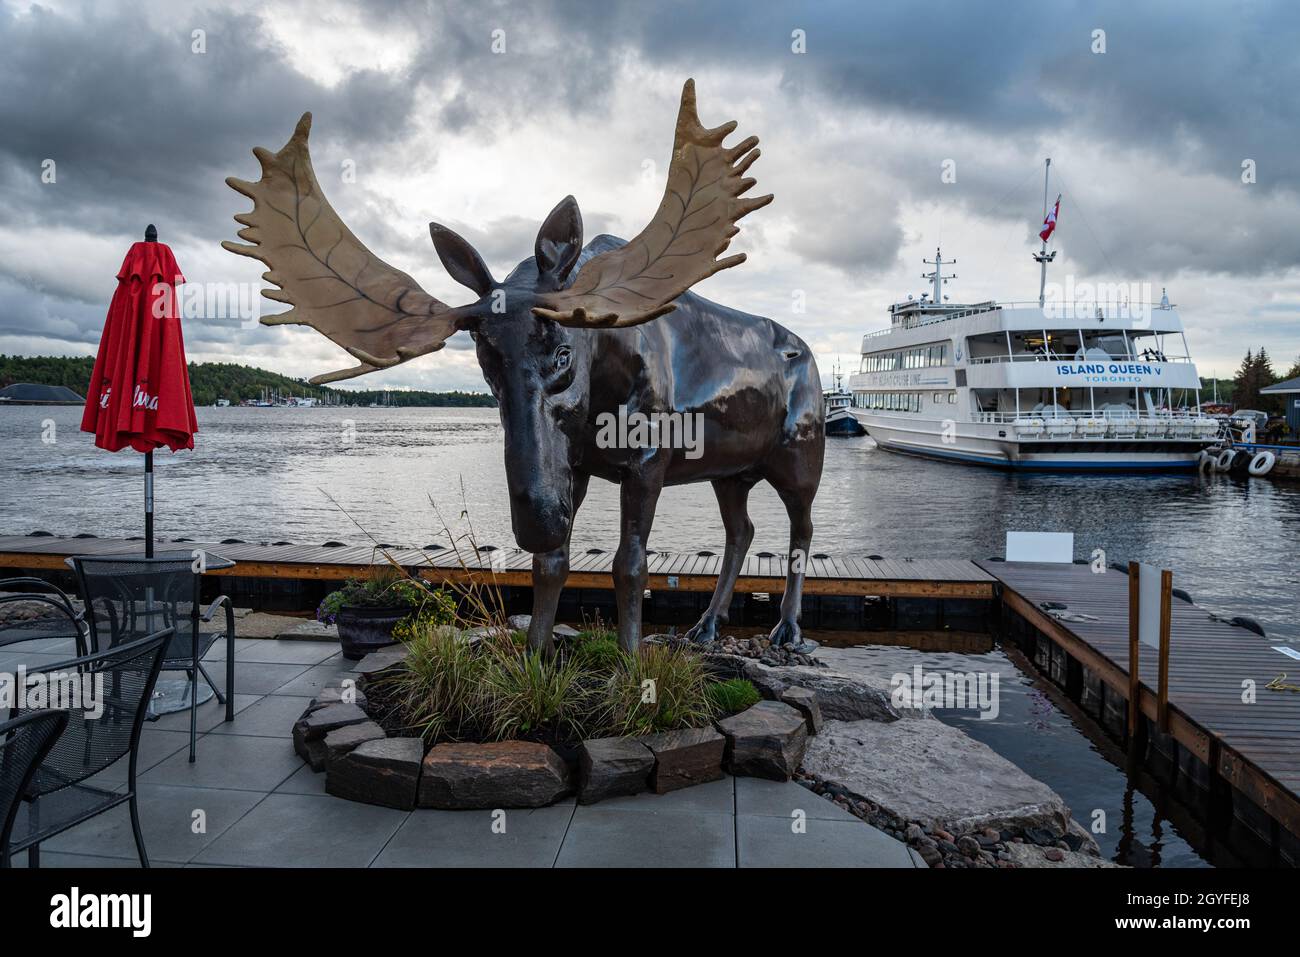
535 195 583 284
429 223 495 297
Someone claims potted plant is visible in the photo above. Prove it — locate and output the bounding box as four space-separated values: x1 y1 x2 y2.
317 565 456 660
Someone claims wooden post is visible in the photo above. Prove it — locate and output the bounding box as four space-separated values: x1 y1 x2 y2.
1127 561 1141 739
1158 568 1173 733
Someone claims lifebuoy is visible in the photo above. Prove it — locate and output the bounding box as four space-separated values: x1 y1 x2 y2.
1215 448 1236 471
1248 450 1276 476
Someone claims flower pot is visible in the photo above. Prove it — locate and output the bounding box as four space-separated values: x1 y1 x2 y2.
337 605 410 660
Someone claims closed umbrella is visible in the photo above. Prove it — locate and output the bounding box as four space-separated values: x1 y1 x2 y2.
80 225 197 555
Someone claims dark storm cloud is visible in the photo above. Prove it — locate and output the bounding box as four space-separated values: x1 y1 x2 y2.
0 0 1296 367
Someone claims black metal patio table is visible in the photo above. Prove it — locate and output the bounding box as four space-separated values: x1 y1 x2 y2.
64 550 237 762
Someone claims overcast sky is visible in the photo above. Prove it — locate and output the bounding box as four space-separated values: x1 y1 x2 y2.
1 0 1298 393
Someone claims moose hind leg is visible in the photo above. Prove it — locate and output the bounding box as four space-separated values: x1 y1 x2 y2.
769 486 818 653
526 474 589 655
686 477 756 645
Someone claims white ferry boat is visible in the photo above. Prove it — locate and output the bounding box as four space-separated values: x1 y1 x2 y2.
847 165 1220 471
824 361 866 436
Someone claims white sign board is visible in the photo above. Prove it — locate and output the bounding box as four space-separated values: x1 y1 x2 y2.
1005 531 1074 563
1136 563 1163 650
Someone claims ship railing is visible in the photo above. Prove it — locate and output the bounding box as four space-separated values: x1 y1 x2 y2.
973 410 1203 423
863 300 1178 341
967 352 1192 364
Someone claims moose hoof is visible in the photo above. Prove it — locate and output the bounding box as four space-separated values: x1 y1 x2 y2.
685 616 721 645
768 620 818 654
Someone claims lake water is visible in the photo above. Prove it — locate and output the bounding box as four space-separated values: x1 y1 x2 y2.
3 404 1297 867
4 405 1297 640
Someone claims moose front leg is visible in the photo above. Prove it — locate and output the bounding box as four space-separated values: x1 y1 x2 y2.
526 473 589 656
613 467 665 653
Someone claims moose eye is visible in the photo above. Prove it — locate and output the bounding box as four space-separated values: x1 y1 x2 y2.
554 346 572 372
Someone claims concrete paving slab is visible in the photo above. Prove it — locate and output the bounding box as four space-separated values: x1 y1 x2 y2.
734 776 860 822
556 805 735 867
373 806 574 868
142 733 301 792
736 814 916 868
590 773 734 815
42 784 265 863
208 692 313 738
204 661 312 696
192 793 408 867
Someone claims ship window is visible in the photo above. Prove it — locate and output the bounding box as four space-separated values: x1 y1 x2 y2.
948 393 957 404
933 392 943 402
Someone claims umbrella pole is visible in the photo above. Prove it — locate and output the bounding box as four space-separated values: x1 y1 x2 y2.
145 450 154 558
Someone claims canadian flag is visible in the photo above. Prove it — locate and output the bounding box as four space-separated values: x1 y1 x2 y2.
1039 196 1061 242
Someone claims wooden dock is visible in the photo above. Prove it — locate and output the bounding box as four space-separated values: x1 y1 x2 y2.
0 534 995 599
983 559 1300 848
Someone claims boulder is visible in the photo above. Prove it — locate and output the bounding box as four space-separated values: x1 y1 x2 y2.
577 736 654 804
326 737 424 811
324 720 387 767
553 623 580 639
779 686 823 735
640 727 725 794
418 741 571 809
293 703 369 768
801 719 1073 837
714 701 808 781
741 661 901 722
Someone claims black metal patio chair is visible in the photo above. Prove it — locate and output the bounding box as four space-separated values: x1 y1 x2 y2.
0 710 69 868
6 630 169 868
0 577 88 657
69 553 236 763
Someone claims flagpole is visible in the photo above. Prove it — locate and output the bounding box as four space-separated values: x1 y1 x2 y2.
1035 159 1057 307
144 223 156 559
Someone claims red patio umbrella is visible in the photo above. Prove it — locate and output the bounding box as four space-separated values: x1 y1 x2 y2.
81 225 198 556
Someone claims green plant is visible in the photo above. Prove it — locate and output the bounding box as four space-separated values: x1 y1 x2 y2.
373 622 490 742
705 678 760 715
317 565 455 627
604 643 717 736
571 636 624 672
482 645 593 740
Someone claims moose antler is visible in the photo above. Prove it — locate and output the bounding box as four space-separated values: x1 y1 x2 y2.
224 113 468 384
532 79 772 329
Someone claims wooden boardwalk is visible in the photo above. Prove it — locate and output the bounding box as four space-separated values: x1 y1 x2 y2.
981 560 1300 837
0 534 995 599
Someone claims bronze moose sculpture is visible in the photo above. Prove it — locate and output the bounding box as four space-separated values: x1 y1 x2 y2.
225 80 825 654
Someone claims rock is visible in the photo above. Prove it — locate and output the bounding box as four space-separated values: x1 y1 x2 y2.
326 737 424 811
957 835 981 857
778 686 823 735
324 720 387 767
275 619 338 641
1066 818 1103 856
577 736 654 804
507 614 531 632
418 741 571 809
354 645 408 676
741 661 901 722
1005 843 1124 869
640 727 726 793
293 703 369 768
905 823 926 843
311 684 368 710
552 623 580 639
714 701 808 781
801 719 1073 837
300 738 329 772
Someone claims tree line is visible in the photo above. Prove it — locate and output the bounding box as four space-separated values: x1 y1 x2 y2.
0 355 496 408
1232 349 1299 413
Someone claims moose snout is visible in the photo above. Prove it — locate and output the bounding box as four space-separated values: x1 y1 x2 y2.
509 490 572 554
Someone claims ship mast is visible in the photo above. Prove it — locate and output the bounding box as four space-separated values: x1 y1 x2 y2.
922 248 956 303
1034 158 1058 307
